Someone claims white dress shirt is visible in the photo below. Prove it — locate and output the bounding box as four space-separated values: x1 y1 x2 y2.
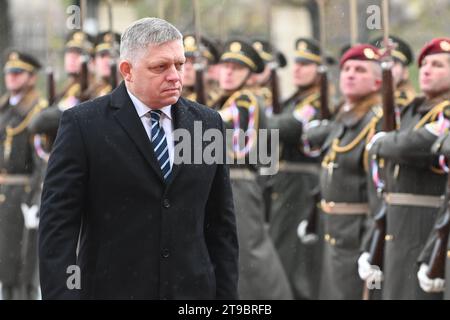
127 89 174 169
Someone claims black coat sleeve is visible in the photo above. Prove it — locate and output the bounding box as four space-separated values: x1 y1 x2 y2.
38 109 88 300
204 114 239 300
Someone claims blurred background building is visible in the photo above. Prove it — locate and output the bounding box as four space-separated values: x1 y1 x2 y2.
1 0 450 101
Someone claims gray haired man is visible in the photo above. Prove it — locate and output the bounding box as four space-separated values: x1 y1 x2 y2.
39 17 238 300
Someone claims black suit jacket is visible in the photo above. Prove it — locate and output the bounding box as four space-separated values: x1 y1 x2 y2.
38 82 238 299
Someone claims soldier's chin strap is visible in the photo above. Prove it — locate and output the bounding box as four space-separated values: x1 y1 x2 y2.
226 69 252 94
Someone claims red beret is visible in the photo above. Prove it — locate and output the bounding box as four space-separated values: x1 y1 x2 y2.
340 44 381 68
418 38 450 67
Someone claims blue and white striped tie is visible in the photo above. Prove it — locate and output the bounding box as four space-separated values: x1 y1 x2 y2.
149 110 171 181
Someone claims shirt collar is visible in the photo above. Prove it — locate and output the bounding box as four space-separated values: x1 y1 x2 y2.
9 94 23 106
127 89 172 120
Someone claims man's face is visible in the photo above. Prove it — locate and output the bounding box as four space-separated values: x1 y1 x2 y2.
292 61 318 87
206 64 221 83
64 50 83 74
122 40 185 108
5 70 34 94
419 53 450 98
95 51 112 78
392 61 409 88
182 57 195 87
339 60 381 102
219 62 251 91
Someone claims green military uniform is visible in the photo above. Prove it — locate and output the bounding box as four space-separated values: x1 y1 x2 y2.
371 37 450 300
268 86 324 300
304 44 385 299
318 93 382 299
372 92 450 300
0 51 47 299
267 38 326 300
218 40 292 299
419 132 450 299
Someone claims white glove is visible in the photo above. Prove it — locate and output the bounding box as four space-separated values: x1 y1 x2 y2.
366 131 387 151
218 108 233 122
417 263 445 293
297 220 318 244
21 203 39 230
358 252 383 284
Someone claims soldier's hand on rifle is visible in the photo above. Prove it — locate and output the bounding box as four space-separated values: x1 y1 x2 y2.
417 263 445 293
366 131 387 152
358 252 383 283
297 220 318 244
21 203 39 230
218 108 233 123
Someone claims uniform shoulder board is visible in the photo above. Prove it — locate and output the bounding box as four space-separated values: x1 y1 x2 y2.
228 89 258 109
37 98 49 110
371 105 383 118
443 101 450 118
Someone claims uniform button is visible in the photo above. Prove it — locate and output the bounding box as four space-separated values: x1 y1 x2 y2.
163 199 170 208
161 248 170 258
0 194 5 203
330 238 336 246
324 234 331 242
447 250 450 259
385 234 394 241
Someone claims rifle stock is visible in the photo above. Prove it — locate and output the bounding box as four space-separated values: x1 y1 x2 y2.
110 61 118 89
305 188 321 235
270 67 281 114
368 203 387 267
47 68 56 106
80 56 89 100
318 65 331 120
427 207 450 279
194 68 206 105
367 61 396 269
381 62 396 131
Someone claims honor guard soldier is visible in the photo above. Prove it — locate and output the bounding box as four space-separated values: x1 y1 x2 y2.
248 39 287 116
0 50 47 299
417 132 450 299
368 38 450 300
59 30 95 108
88 31 121 98
217 39 293 299
266 38 330 299
181 34 221 107
27 31 94 157
306 44 383 299
371 35 416 120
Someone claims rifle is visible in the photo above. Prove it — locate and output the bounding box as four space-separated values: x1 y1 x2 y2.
367 0 395 269
80 55 89 93
47 68 56 106
107 0 118 89
45 4 56 107
303 0 329 236
317 0 331 120
427 191 450 279
193 0 206 105
79 0 89 99
270 61 282 115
